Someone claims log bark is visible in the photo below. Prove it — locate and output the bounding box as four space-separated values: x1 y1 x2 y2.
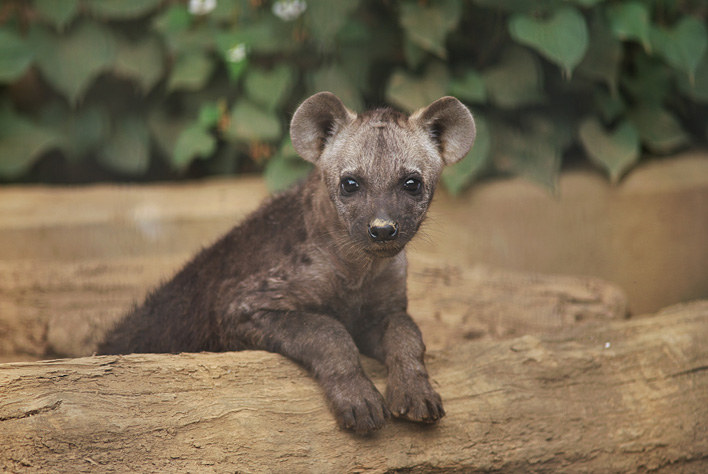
2 301 707 474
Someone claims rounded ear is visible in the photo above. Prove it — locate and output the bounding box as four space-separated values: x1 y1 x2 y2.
290 92 356 164
410 97 476 166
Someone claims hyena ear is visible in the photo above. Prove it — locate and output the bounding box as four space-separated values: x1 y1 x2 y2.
290 92 356 164
411 96 476 166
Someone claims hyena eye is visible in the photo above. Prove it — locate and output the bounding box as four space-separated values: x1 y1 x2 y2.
340 177 360 194
403 178 422 195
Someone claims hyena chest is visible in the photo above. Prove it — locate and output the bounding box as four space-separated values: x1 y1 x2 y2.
323 270 401 336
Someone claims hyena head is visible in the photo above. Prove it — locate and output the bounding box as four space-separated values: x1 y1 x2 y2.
290 92 475 258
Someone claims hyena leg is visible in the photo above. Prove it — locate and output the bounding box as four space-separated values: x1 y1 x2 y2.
226 310 391 434
356 312 445 423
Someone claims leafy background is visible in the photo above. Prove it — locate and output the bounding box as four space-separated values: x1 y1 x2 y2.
0 0 706 194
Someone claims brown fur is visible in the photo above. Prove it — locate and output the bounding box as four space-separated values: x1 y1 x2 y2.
98 92 475 434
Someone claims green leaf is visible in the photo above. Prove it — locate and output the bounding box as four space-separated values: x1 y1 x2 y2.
482 46 545 109
215 20 291 55
198 102 222 129
245 65 294 112
205 143 240 176
152 5 192 36
34 0 79 31
628 104 690 154
153 6 209 59
621 53 671 105
577 13 622 93
339 49 377 98
87 0 163 19
508 6 589 76
402 37 428 70
0 105 61 178
226 100 282 143
226 56 249 83
210 0 239 21
232 26 272 52
399 0 462 58
606 1 651 51
678 53 708 103
338 17 370 44
162 27 215 56
30 22 116 104
493 116 562 193
213 31 250 81
472 0 562 14
97 116 150 175
264 138 313 192
578 117 640 183
305 0 360 47
568 0 603 6
338 19 386 86
35 101 99 161
219 41 249 82
311 65 363 111
0 27 33 82
448 69 487 104
650 16 708 81
386 63 449 112
113 35 165 93
594 89 626 122
167 51 214 92
173 124 217 170
148 109 188 158
66 106 110 158
442 113 491 194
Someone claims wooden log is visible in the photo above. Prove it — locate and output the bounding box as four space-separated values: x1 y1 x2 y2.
0 255 627 359
2 301 706 473
407 256 627 349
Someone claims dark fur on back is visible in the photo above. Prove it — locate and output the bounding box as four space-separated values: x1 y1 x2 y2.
99 179 310 354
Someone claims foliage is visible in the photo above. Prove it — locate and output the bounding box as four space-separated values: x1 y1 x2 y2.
0 0 706 192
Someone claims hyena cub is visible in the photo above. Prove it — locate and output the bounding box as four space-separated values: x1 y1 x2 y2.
99 92 476 434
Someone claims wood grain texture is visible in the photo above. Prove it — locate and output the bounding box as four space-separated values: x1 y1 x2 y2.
2 302 707 474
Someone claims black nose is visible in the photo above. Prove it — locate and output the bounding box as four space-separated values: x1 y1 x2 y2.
368 219 399 242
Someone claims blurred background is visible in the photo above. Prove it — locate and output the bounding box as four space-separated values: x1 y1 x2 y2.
0 0 706 191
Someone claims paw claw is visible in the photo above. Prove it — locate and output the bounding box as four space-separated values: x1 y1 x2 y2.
386 375 445 424
328 376 390 435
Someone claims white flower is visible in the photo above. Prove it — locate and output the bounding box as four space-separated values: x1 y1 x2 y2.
189 0 217 16
272 0 307 22
227 43 248 63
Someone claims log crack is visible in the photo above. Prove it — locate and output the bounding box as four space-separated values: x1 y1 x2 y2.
0 399 62 422
669 364 708 379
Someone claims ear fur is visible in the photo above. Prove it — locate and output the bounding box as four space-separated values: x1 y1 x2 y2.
410 97 476 166
290 92 356 163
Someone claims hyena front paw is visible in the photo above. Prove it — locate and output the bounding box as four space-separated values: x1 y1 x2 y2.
327 376 391 435
386 373 445 423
